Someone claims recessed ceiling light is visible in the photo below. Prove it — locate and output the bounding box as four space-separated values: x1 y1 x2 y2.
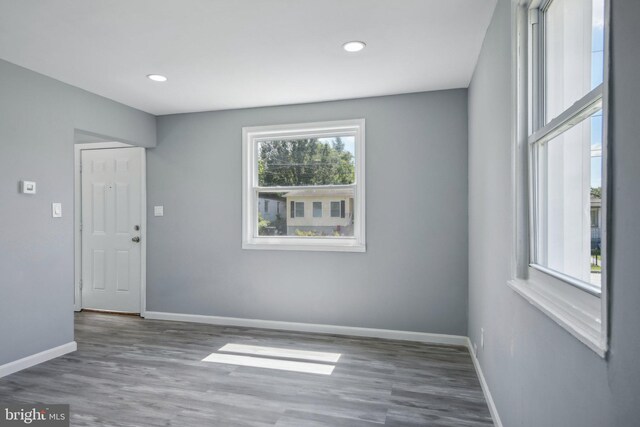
147 74 167 82
343 41 366 53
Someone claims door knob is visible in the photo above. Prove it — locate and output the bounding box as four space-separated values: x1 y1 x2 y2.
132 236 140 243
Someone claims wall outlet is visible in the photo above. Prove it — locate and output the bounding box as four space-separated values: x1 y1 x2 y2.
480 328 485 349
154 205 164 217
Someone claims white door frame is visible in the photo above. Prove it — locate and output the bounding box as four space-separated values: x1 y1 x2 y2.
74 142 147 316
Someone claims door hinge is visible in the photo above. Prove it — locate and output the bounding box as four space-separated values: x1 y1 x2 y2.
79 280 83 290
529 8 539 25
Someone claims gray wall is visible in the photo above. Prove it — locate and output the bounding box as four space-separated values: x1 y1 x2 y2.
468 0 640 426
147 90 469 335
0 59 156 365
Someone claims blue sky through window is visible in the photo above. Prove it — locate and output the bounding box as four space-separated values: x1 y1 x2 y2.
318 136 355 158
590 0 604 188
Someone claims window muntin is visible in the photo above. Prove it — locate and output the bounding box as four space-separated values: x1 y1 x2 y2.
243 120 365 251
529 0 606 294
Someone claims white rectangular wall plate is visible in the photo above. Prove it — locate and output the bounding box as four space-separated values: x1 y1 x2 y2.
20 181 36 194
154 206 164 217
52 203 62 218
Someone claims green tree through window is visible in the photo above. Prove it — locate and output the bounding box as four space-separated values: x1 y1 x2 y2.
258 137 355 186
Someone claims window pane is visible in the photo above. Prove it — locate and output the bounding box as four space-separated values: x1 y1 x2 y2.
313 202 322 218
545 0 605 123
258 189 354 237
258 137 355 186
330 201 340 218
535 109 602 287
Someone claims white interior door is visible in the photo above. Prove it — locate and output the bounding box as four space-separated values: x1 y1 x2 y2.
81 147 143 313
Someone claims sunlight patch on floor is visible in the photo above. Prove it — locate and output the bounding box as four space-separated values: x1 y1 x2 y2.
201 352 335 375
218 343 341 363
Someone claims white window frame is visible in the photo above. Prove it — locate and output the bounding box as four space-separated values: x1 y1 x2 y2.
242 119 366 252
509 0 609 357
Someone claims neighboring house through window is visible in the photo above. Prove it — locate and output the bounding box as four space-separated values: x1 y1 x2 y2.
257 194 286 235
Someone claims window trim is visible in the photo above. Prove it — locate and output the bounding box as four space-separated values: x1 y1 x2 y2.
242 119 366 252
510 0 609 357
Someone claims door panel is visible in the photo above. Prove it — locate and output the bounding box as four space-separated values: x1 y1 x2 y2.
92 250 106 290
116 250 130 291
92 183 106 233
81 147 143 313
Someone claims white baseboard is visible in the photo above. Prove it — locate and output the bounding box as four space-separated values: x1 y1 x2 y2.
144 311 468 346
467 338 503 427
0 341 77 379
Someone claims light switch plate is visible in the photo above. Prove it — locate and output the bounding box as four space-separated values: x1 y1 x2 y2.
52 203 62 218
20 181 36 194
154 206 164 217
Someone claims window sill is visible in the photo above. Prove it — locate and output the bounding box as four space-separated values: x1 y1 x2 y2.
507 270 607 357
243 238 366 253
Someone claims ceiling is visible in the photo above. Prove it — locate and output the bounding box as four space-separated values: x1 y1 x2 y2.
0 0 496 116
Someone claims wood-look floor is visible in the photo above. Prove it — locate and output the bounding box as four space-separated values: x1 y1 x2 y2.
0 312 493 426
